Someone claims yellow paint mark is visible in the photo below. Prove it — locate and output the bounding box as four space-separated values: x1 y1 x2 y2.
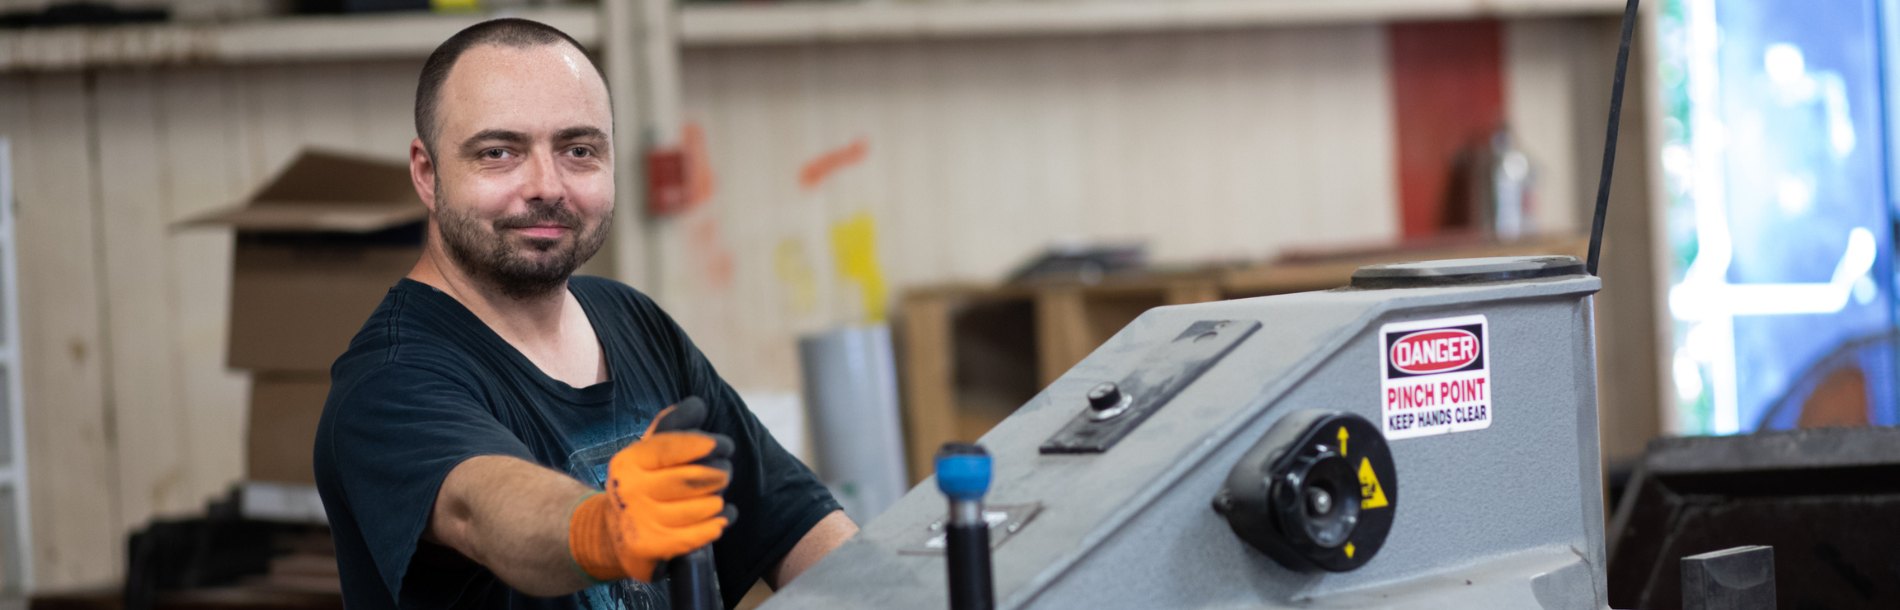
831 212 887 323
1345 542 1356 558
1358 457 1390 510
430 0 481 12
774 239 818 315
1337 425 1349 456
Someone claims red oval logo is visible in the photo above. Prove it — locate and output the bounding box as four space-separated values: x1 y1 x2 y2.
1390 329 1480 374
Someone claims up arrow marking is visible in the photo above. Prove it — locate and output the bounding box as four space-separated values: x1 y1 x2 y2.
1338 426 1349 456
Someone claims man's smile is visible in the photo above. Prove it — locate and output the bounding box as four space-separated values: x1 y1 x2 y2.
510 224 572 239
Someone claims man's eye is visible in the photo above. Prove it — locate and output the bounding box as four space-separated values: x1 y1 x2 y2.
481 148 510 160
567 146 594 158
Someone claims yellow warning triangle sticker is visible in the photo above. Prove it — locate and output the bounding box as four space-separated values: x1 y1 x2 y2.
1358 457 1390 510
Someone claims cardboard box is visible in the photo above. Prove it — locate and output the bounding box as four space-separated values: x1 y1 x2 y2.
183 149 426 484
248 374 332 485
188 149 427 372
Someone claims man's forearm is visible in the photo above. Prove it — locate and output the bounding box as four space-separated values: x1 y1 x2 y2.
431 455 597 596
770 510 858 588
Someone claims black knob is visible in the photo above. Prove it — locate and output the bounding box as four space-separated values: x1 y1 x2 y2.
1087 382 1123 411
1271 449 1360 551
1214 411 1397 573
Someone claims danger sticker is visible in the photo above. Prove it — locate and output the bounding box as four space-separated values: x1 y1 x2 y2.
1380 314 1491 440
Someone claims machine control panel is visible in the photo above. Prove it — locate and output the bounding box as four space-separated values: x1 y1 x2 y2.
1040 319 1260 454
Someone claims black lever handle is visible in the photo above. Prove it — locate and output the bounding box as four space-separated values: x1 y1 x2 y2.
655 397 725 610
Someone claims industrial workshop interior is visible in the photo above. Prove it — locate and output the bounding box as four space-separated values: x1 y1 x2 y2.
1 0 1896 608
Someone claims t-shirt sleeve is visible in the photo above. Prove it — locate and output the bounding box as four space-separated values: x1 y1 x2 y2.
315 362 537 605
637 295 843 605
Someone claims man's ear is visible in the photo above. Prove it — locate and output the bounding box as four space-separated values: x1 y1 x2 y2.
409 138 438 212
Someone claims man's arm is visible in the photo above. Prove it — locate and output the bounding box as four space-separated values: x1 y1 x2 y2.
767 510 858 589
429 455 595 597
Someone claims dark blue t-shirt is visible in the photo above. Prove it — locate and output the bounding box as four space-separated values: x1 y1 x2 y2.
314 276 839 610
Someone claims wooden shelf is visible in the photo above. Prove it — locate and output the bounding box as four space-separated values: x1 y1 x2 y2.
0 0 1629 71
0 6 597 72
679 0 1627 46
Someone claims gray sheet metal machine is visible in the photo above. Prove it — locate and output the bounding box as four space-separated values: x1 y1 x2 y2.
753 3 1646 609
766 255 1610 610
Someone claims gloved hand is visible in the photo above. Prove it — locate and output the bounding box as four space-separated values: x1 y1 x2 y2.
569 397 736 583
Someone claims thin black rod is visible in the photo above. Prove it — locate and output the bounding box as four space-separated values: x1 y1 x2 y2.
1587 0 1642 276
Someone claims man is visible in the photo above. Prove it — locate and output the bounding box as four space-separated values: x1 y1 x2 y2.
313 18 856 610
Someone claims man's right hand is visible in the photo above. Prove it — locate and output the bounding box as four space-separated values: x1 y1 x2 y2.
569 399 735 583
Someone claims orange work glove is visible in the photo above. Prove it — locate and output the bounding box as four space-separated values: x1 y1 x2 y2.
569 398 736 583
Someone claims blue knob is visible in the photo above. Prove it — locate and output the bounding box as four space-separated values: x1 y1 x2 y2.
935 443 992 502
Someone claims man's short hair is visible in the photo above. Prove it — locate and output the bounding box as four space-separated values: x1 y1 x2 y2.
414 18 601 156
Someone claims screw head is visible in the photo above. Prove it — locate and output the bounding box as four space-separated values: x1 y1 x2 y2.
1306 487 1333 516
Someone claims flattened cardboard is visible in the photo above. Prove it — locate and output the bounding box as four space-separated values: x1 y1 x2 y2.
183 149 425 372
192 204 425 234
184 149 426 232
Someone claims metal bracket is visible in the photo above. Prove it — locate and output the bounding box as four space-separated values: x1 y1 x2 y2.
899 503 1045 555
1040 319 1260 454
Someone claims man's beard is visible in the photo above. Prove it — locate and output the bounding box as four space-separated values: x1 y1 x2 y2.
434 186 612 300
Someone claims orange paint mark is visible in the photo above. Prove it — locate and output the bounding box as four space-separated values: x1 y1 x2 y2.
684 122 716 206
709 249 734 292
688 216 735 292
691 216 719 244
799 137 869 191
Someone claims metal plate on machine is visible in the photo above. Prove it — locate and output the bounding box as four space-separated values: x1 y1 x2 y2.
897 503 1044 555
1040 320 1261 454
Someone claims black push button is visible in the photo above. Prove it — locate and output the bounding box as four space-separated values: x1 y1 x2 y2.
1087 382 1123 411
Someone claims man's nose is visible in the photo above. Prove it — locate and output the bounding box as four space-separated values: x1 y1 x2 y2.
521 148 565 204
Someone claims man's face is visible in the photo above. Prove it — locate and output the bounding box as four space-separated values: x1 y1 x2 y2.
425 43 614 298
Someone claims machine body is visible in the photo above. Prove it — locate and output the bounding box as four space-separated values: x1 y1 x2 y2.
764 257 1608 609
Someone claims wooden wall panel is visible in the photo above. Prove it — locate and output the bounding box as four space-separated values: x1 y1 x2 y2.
669 27 1399 391
3 60 424 589
156 66 252 520
0 24 1620 591
0 73 121 590
93 69 195 531
1505 17 1603 236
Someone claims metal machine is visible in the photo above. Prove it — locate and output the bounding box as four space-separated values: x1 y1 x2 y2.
763 257 1610 609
